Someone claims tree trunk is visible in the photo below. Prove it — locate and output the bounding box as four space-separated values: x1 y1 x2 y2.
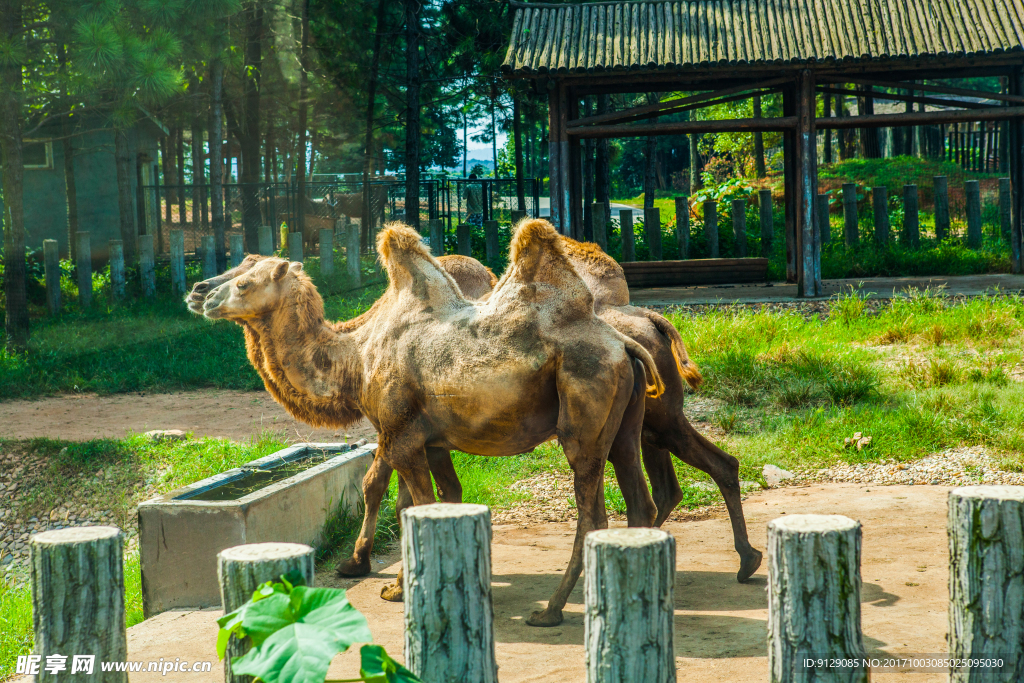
58 44 79 260
513 95 525 210
361 0 386 252
404 0 421 229
191 123 205 237
462 99 468 177
218 543 315 683
176 128 186 225
296 0 309 240
584 529 675 683
490 94 497 178
768 514 866 683
210 51 226 270
114 128 137 264
689 133 703 192
31 527 127 682
753 94 766 177
402 504 497 683
948 486 1024 681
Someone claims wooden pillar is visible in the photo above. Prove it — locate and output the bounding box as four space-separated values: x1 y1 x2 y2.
1011 67 1024 273
320 228 335 275
759 189 773 256
139 234 155 298
287 232 303 263
548 86 562 232
76 232 92 307
592 203 608 252
731 199 746 258
675 196 689 259
965 180 983 249
230 234 244 268
872 186 890 245
1000 177 1013 241
620 209 635 262
548 84 571 236
170 230 185 294
257 225 273 256
403 504 498 683
30 527 128 683
567 92 583 240
795 70 820 297
703 200 718 258
645 207 662 260
904 184 920 248
585 529 675 683
782 85 797 283
109 240 125 301
768 515 867 683
43 239 60 316
817 194 830 245
457 222 471 256
948 486 1024 681
202 235 217 278
842 183 859 247
347 221 361 287
429 218 444 256
934 176 950 242
484 220 499 264
218 543 315 683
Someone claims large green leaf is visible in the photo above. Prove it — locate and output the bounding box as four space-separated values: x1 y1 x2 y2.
359 645 422 683
231 622 341 683
236 593 295 647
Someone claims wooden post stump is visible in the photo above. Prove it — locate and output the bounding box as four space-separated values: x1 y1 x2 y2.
731 199 747 258
817 194 830 245
403 503 497 683
484 220 500 263
593 203 608 252
218 543 315 683
170 230 185 295
584 528 676 683
257 225 273 256
703 200 719 258
619 209 635 262
934 176 950 242
843 183 859 246
319 228 334 276
200 236 215 278
457 223 472 256
646 207 663 260
43 239 60 316
429 218 444 256
759 189 773 257
675 196 690 259
948 486 1024 681
346 221 361 287
287 232 303 263
76 232 92 308
872 186 890 244
30 526 127 682
139 235 155 298
966 180 983 248
768 514 866 683
109 240 125 301
1000 177 1012 241
229 235 243 268
904 184 920 248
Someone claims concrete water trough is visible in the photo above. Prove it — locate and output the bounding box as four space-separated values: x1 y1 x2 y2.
138 442 375 617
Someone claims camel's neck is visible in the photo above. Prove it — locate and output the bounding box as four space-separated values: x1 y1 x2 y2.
243 302 365 429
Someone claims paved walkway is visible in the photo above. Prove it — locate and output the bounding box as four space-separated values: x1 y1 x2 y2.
629 273 1024 306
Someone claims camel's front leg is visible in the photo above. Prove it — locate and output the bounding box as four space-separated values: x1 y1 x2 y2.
607 362 656 528
427 447 463 502
336 453 394 577
380 443 436 602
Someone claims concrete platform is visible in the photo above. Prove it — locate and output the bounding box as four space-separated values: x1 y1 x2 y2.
629 273 1024 306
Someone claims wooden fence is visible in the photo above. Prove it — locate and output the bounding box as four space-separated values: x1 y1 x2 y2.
23 485 1024 682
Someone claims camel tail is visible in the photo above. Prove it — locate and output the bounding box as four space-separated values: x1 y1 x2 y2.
646 310 703 390
624 337 665 399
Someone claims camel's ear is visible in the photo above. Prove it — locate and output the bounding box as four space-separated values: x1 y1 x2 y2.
289 262 303 274
272 260 290 281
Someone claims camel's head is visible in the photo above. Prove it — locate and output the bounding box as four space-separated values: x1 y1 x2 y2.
186 254 264 314
202 257 306 321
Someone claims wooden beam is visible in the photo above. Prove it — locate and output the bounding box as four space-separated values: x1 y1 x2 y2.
818 106 1024 129
569 116 798 139
832 76 1024 105
568 77 792 128
818 86 997 111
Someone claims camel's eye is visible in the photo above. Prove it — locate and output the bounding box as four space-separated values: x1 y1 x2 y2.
236 281 249 291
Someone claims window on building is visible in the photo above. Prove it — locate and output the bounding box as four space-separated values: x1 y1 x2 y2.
24 140 53 170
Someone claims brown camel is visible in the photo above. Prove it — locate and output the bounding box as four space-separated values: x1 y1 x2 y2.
196 219 663 627
433 240 762 582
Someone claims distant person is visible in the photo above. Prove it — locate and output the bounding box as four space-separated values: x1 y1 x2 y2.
465 173 484 227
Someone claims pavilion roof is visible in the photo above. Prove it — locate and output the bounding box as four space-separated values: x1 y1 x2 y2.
502 0 1024 77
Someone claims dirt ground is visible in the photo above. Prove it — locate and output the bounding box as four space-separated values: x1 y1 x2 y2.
0 390 379 443
20 483 951 683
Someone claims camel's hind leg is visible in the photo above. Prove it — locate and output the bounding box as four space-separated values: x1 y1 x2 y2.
640 439 684 527
427 447 463 502
667 416 762 582
336 454 393 577
607 359 657 528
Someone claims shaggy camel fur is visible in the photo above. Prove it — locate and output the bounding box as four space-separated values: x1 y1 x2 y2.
434 240 762 582
197 220 663 627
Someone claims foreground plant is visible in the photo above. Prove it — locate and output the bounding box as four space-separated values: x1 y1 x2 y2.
216 574 419 683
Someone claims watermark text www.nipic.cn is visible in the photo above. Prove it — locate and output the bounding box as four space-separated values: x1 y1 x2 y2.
16 655 214 676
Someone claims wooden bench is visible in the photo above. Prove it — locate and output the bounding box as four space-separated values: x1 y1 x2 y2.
621 258 769 288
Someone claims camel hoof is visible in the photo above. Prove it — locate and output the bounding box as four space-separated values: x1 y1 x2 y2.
737 547 763 583
380 582 404 602
526 607 563 627
336 557 371 578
